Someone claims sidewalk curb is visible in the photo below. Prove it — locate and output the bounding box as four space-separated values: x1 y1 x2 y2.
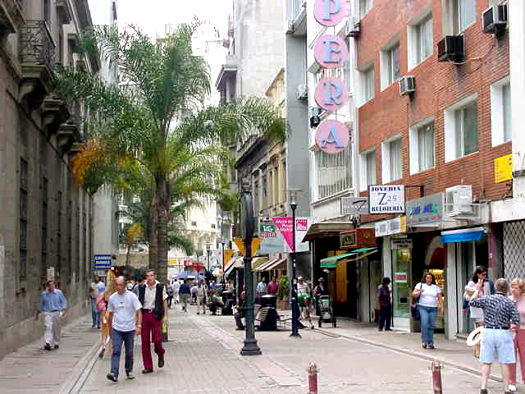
59 332 100 394
314 327 503 383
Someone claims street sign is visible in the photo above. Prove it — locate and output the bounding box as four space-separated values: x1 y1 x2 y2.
93 254 112 270
341 197 369 215
368 185 405 214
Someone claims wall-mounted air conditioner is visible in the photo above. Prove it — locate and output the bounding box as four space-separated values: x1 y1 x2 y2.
437 35 464 63
296 84 308 100
310 107 322 128
482 5 508 36
445 185 473 217
399 76 415 96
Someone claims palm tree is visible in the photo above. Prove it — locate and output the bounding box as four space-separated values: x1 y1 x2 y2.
56 24 286 280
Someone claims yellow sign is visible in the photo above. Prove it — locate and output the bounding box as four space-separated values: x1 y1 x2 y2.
494 154 512 183
223 249 234 268
233 237 262 257
400 216 407 233
168 258 177 267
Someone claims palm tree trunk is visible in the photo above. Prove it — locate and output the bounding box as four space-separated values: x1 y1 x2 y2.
149 192 159 272
156 175 170 281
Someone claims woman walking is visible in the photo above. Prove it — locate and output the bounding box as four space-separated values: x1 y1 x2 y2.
412 273 443 349
464 266 495 358
377 277 392 331
509 278 525 391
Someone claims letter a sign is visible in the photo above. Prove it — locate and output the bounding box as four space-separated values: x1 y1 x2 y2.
315 120 350 154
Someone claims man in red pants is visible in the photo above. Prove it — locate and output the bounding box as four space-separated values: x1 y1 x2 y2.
138 270 168 374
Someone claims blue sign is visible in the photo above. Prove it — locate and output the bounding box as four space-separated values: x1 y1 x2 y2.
93 254 112 270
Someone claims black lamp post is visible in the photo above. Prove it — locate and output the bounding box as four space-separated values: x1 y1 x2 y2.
288 189 301 338
240 183 261 356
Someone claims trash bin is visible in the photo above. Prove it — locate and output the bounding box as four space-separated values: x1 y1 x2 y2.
261 294 277 308
222 290 235 315
259 295 278 331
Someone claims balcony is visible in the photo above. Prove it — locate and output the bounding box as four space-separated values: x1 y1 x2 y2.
18 20 55 111
0 0 24 36
286 0 306 36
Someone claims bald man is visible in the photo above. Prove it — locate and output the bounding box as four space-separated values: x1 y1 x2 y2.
106 276 142 382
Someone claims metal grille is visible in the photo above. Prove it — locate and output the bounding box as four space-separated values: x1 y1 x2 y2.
19 20 55 71
503 221 525 279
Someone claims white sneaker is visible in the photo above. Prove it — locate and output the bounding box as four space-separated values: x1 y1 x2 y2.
507 384 517 393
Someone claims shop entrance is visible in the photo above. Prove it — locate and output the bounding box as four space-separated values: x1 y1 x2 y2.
424 236 446 332
392 247 412 330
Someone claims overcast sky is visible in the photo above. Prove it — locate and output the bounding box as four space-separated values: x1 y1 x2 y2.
118 0 233 39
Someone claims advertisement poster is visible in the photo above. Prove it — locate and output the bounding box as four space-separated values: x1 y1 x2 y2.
258 217 311 254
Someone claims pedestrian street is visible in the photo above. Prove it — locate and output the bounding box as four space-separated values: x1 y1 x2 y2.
78 308 502 393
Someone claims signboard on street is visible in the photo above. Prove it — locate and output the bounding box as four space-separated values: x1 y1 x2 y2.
406 193 444 226
394 272 408 283
375 217 407 237
93 254 112 270
494 154 512 183
341 197 369 215
392 238 413 249
368 185 405 214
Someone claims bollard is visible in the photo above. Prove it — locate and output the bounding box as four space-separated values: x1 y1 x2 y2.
431 360 443 394
307 362 319 394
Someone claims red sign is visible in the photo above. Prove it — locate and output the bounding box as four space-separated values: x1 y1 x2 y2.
340 228 376 249
193 262 204 273
183 260 192 267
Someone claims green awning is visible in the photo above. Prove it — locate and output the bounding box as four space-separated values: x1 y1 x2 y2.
320 252 356 264
319 247 378 269
320 260 338 269
351 247 377 253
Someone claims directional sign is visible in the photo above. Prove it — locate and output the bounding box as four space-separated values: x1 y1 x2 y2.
233 237 262 257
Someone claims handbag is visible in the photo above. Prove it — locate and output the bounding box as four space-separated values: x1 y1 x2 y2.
411 282 422 320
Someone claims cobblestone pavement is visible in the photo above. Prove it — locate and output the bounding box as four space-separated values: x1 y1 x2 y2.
79 307 509 394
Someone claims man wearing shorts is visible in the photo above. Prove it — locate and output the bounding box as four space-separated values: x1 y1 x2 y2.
470 278 520 394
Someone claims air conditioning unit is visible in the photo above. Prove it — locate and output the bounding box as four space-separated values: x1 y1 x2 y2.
445 185 473 217
437 35 464 63
399 76 415 96
482 5 508 36
345 18 360 38
310 107 322 128
296 84 308 100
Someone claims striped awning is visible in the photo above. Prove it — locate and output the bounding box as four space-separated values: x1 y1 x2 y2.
320 247 378 268
255 257 279 272
263 257 287 271
224 257 244 276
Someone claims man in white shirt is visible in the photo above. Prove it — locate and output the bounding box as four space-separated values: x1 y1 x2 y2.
137 270 168 374
106 276 142 382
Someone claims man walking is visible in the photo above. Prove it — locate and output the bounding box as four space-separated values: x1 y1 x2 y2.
470 278 520 394
256 277 267 304
179 279 191 312
106 276 142 382
377 277 392 331
35 280 67 351
90 275 105 328
267 276 279 296
138 270 168 374
196 281 208 315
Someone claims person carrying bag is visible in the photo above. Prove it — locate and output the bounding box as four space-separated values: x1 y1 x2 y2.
411 282 422 320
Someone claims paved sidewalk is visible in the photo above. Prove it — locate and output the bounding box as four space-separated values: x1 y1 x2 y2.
0 314 99 393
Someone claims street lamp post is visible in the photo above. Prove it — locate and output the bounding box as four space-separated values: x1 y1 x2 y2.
288 189 301 338
240 183 261 356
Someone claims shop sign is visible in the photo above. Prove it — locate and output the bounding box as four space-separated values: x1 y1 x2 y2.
394 272 408 283
494 154 512 183
375 216 407 237
314 35 349 68
368 185 405 214
392 238 413 249
168 258 178 267
406 193 444 226
272 217 311 253
313 0 347 26
315 120 350 154
315 77 349 112
340 228 376 249
341 196 369 215
93 254 112 270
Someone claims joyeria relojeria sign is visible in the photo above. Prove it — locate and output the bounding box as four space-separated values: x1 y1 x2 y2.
313 0 350 155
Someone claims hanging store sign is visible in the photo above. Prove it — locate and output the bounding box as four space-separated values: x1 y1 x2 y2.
394 272 408 283
272 217 311 253
406 193 444 226
314 35 349 68
315 120 350 154
375 216 407 237
340 228 376 249
93 254 112 270
314 0 347 26
368 185 405 214
341 196 369 215
315 77 349 112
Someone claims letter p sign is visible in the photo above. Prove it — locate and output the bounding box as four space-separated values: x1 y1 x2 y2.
314 0 347 26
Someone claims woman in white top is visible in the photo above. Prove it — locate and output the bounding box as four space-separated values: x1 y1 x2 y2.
412 273 443 349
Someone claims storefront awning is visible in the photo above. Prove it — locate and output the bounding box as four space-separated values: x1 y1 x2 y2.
302 222 355 242
320 247 378 268
440 227 484 244
254 257 279 272
224 257 244 276
223 257 236 273
262 257 287 271
251 256 268 271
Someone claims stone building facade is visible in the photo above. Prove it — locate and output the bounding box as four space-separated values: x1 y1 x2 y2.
0 0 100 359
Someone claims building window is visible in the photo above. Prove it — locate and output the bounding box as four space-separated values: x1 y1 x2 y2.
408 12 433 69
281 161 287 203
19 158 28 282
211 224 216 229
191 221 197 227
444 0 477 35
490 77 511 146
409 120 435 174
360 150 377 190
44 0 51 25
382 137 403 183
344 37 352 91
381 41 401 90
444 95 478 162
359 0 373 18
315 148 352 200
358 64 374 105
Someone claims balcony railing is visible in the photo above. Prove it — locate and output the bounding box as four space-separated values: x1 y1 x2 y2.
288 0 305 22
19 20 55 71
